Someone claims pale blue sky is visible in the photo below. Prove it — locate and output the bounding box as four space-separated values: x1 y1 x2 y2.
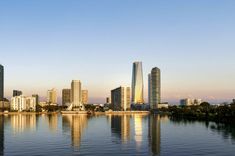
0 0 235 104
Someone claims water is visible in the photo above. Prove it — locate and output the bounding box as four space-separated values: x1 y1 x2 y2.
0 114 235 156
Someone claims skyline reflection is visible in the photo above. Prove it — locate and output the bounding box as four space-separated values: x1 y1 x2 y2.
9 114 37 134
134 114 143 147
0 114 234 155
0 116 4 156
149 115 161 155
62 114 87 148
111 115 131 143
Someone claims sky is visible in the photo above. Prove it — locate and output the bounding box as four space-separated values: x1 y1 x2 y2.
0 0 235 104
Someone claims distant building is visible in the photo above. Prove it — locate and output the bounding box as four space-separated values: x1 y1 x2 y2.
180 98 202 106
39 101 48 107
62 89 71 106
0 99 10 111
11 95 36 111
71 80 84 110
47 88 57 105
26 97 37 111
0 65 3 100
81 90 88 104
106 97 111 104
32 94 39 105
148 67 161 109
132 62 144 104
111 86 130 111
13 90 22 97
158 103 169 109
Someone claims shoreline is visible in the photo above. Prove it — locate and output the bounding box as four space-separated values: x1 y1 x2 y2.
0 112 59 115
0 111 150 115
105 111 150 115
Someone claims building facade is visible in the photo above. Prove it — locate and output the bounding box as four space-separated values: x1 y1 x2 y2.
71 80 84 110
32 94 39 105
111 86 130 111
180 98 202 106
47 88 57 104
13 90 22 97
81 90 88 104
0 65 3 100
62 89 71 106
132 62 144 104
11 95 36 111
148 67 161 109
106 97 111 104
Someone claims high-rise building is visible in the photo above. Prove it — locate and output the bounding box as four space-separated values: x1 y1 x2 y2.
111 86 130 111
81 90 88 104
148 67 161 109
47 88 57 104
71 80 84 110
0 65 3 100
132 62 144 104
62 89 71 106
32 94 39 105
13 90 22 97
148 74 152 106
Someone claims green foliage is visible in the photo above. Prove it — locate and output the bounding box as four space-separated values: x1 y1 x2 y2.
168 102 235 123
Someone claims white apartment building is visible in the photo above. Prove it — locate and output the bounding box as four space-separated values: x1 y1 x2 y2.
11 95 36 111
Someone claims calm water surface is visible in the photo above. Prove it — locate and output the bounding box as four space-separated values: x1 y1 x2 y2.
0 114 234 156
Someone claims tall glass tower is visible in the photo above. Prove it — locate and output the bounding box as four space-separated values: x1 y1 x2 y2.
0 65 3 100
148 67 161 109
132 62 144 104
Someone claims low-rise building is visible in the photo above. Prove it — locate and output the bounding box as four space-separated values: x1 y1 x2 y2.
0 99 10 111
158 103 169 109
11 95 36 111
180 98 202 106
39 101 48 107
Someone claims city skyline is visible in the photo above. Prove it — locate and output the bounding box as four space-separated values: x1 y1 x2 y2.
0 61 234 104
1 1 235 103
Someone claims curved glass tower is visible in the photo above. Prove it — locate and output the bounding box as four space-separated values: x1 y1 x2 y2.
132 62 144 104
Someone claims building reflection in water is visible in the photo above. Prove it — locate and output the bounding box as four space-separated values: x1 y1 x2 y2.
149 115 161 155
62 115 87 148
134 114 143 147
43 114 58 132
111 115 130 143
10 114 37 134
0 115 4 155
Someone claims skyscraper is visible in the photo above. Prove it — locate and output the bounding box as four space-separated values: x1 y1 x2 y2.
47 88 57 104
71 80 83 109
62 89 71 106
148 74 152 106
0 65 3 100
81 90 88 104
148 67 161 109
132 62 144 104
